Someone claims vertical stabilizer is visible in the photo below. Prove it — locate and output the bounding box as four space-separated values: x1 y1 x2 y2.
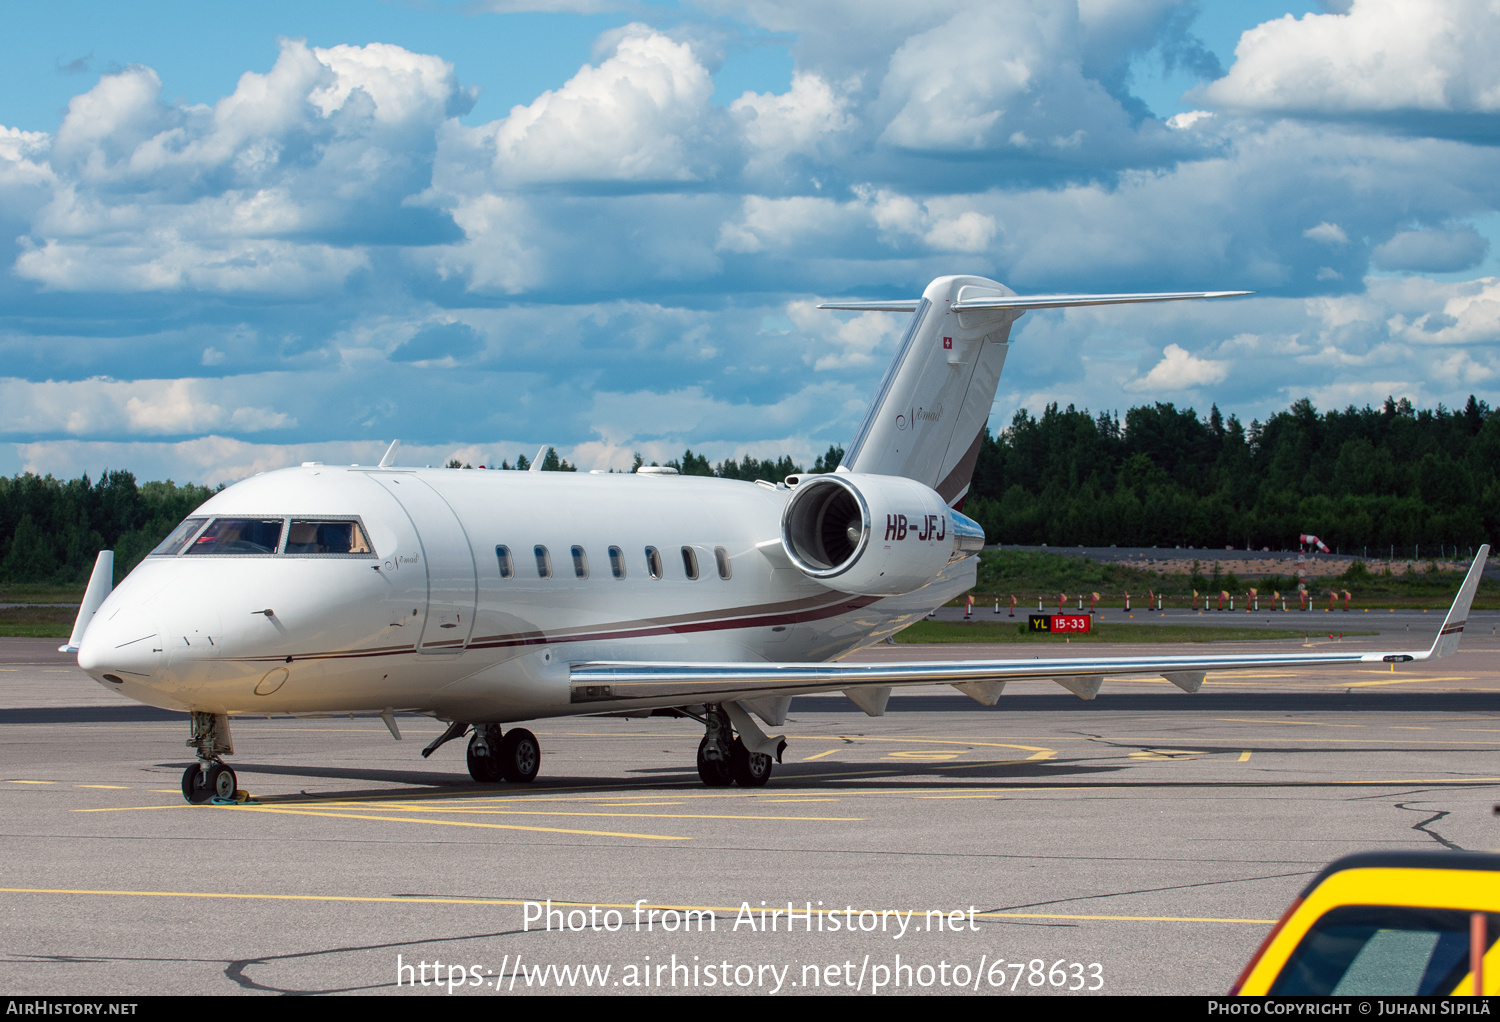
836 275 1019 506
823 277 1250 507
61 550 114 654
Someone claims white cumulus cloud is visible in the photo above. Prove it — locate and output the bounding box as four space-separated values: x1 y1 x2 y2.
1128 343 1230 391
1199 0 1500 115
732 72 855 166
1304 222 1349 245
12 39 468 294
470 26 716 184
0 377 297 436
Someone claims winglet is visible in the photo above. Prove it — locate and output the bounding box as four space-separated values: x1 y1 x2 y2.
1428 544 1489 658
378 440 400 468
61 550 113 654
529 445 547 472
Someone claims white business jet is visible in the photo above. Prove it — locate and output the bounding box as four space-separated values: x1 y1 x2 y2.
66 275 1487 803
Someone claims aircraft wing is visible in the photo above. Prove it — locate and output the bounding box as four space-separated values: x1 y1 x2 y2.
570 546 1487 712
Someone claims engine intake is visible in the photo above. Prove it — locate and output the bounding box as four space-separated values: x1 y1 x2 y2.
780 473 983 596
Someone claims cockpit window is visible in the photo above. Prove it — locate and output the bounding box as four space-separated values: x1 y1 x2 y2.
151 517 209 556
286 520 372 555
184 518 284 555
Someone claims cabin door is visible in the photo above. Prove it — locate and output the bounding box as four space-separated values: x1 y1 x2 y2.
370 474 478 654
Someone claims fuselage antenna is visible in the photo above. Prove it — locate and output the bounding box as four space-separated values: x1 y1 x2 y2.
378 440 400 469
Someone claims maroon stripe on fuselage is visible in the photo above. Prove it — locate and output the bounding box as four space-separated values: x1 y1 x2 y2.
224 593 883 663
465 594 881 651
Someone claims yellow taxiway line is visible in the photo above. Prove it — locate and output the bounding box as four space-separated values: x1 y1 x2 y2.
225 804 693 840
0 887 1277 925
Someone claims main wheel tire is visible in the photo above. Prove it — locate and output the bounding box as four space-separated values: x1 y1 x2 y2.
181 764 212 804
466 733 500 782
206 762 237 800
497 728 540 783
696 735 735 787
729 738 773 787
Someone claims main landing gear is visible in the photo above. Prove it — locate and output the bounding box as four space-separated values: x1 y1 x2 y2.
696 704 774 788
464 724 541 784
181 711 237 804
420 721 542 784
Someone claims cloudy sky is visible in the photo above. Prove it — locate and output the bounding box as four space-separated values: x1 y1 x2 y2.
2 0 1497 484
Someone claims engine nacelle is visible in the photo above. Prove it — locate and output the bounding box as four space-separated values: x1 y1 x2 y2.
779 472 985 596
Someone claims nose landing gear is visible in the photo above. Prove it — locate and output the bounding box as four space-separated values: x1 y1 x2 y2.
181 711 237 804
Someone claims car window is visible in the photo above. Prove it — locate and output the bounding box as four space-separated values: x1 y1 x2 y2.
1270 905 1494 995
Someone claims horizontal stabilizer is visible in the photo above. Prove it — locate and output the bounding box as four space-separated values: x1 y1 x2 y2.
818 291 1250 314
951 291 1251 311
816 299 923 312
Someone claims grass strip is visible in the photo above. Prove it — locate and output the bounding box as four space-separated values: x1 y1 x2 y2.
0 604 77 638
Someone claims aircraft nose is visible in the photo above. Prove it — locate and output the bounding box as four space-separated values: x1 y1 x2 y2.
77 607 162 687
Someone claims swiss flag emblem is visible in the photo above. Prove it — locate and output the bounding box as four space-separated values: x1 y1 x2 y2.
942 337 953 349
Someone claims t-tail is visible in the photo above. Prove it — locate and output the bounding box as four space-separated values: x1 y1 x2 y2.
822 276 1250 507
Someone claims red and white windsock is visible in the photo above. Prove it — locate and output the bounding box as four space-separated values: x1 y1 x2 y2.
1300 534 1330 553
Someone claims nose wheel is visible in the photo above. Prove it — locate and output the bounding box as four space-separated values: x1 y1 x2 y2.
182 761 237 804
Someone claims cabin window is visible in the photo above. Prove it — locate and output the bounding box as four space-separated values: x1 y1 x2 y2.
681 546 699 580
151 517 209 556
184 518 283 556
571 545 589 579
534 545 552 579
285 520 372 555
715 546 732 580
608 546 626 579
495 545 513 579
645 546 663 579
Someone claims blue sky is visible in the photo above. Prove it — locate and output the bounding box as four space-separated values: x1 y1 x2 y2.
1 0 1497 484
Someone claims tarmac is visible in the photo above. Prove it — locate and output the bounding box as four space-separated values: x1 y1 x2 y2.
2 621 1498 996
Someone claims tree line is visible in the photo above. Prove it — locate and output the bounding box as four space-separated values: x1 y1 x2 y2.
0 396 1492 586
0 446 847 585
0 471 218 585
963 396 1498 553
